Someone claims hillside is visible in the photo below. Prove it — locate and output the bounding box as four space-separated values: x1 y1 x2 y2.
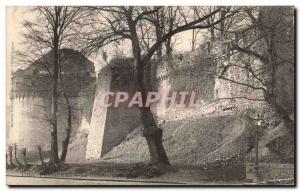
100 115 256 165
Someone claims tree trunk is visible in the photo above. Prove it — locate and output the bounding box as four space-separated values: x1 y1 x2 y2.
48 51 59 165
37 146 45 166
9 146 14 166
210 27 215 42
6 154 8 166
220 9 226 36
59 101 72 162
14 144 21 166
48 11 60 165
155 8 164 60
165 38 172 58
58 60 73 162
191 28 196 51
141 108 170 165
22 148 27 165
128 17 170 165
135 53 170 165
264 30 294 136
166 7 173 58
155 26 163 60
269 96 294 135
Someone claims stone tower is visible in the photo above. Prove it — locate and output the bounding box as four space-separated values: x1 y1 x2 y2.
8 49 96 152
86 58 142 161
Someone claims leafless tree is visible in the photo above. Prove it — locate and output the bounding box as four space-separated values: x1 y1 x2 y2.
206 7 294 134
18 6 89 168
84 6 238 166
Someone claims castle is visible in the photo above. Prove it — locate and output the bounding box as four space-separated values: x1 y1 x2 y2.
8 46 219 162
8 7 294 163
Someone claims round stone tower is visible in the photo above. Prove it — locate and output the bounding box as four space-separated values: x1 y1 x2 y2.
8 49 96 152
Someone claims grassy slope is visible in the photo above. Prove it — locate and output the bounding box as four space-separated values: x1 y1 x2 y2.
101 115 255 165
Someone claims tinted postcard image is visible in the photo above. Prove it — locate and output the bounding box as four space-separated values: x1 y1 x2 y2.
6 6 295 186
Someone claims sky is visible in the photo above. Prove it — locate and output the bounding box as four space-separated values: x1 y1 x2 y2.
6 6 209 73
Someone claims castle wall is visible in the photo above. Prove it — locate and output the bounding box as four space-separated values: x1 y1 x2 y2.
101 63 141 155
9 97 51 151
85 67 112 160
151 61 171 119
210 37 266 113
8 48 97 157
61 82 96 163
151 55 216 122
9 95 89 152
85 60 142 160
213 56 264 101
102 107 141 155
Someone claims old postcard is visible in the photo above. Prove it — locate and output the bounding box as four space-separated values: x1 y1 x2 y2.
6 6 295 186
